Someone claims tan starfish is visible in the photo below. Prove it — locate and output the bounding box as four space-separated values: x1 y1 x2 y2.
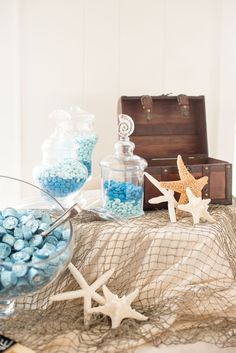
159 155 208 205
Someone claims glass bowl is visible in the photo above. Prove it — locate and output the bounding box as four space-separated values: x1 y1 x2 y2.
0 175 73 317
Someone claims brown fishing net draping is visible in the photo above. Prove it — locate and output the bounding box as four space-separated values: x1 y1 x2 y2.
1 203 236 353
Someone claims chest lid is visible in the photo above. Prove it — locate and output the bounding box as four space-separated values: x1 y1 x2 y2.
118 95 208 160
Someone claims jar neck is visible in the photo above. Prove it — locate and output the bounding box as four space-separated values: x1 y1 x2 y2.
114 140 135 158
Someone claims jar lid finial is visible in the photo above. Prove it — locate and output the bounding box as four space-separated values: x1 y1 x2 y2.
118 114 134 141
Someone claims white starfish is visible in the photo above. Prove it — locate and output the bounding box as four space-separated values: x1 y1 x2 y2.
50 263 115 327
90 285 148 329
144 172 178 222
177 187 215 224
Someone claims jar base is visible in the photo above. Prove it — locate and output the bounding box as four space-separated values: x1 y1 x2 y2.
103 203 144 219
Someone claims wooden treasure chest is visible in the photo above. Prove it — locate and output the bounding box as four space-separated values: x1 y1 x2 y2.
118 94 232 210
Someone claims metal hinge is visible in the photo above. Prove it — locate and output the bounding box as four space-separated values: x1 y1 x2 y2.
141 95 153 121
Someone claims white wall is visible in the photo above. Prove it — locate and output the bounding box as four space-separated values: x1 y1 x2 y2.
0 0 21 205
218 0 236 194
0 0 235 192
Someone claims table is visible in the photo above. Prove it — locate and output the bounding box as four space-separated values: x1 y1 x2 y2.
1 203 236 353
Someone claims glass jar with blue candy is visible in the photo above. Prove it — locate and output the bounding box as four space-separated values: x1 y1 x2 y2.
70 106 98 178
100 114 147 218
33 110 88 205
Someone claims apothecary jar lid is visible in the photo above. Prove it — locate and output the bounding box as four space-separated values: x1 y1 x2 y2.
100 114 147 172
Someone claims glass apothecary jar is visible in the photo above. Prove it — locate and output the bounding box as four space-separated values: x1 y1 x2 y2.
33 110 88 205
70 106 98 178
100 114 147 218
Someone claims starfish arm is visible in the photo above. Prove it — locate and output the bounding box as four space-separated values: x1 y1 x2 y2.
127 308 148 321
192 211 200 224
84 295 92 313
102 285 117 301
196 176 208 191
148 196 168 204
177 203 191 212
168 202 177 223
159 180 185 193
91 268 115 291
68 263 88 288
177 155 195 181
92 292 106 305
185 187 195 202
90 305 109 317
144 172 167 195
83 295 92 328
89 306 102 314
91 305 147 329
201 210 215 223
169 190 178 207
202 198 211 206
112 307 147 328
112 309 123 329
126 288 139 305
178 193 188 205
50 289 85 302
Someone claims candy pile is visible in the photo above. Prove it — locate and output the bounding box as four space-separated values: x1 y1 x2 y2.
36 158 87 198
0 207 71 296
103 180 143 218
75 134 97 176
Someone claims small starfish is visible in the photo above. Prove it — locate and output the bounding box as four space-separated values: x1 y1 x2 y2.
159 155 208 206
50 263 115 327
177 187 215 224
144 172 178 222
90 285 148 329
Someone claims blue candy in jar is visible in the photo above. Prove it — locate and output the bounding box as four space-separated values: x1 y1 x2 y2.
100 114 147 219
33 109 89 203
103 180 144 218
74 134 97 177
35 158 87 198
69 106 98 178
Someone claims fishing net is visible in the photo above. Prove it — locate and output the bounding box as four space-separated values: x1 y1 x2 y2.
1 203 236 352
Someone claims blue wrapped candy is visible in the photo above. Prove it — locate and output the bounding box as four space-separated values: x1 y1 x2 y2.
2 234 16 247
0 208 71 294
3 216 18 230
0 226 7 236
25 219 39 233
45 235 58 246
28 268 45 285
14 239 26 251
0 243 11 259
11 251 31 262
34 248 51 259
1 271 17 288
22 225 33 240
42 243 56 254
53 227 62 240
29 234 43 247
2 208 19 219
12 263 28 277
14 228 23 239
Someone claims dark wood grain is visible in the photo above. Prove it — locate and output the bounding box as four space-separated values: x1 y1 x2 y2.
119 95 232 209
